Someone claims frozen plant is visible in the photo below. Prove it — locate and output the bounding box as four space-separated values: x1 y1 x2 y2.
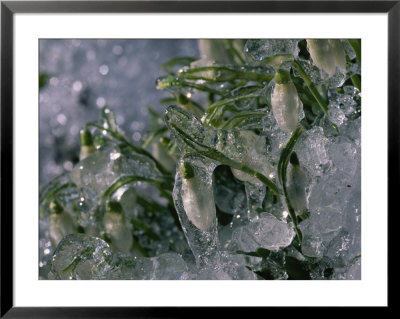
40 39 361 280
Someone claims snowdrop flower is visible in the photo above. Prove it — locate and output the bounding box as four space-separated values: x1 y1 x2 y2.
180 161 216 231
103 201 132 253
271 69 300 133
198 39 245 65
48 200 76 249
79 128 95 161
306 39 346 77
152 141 176 173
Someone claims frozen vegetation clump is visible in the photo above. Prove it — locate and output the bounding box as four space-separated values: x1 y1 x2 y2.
40 39 361 280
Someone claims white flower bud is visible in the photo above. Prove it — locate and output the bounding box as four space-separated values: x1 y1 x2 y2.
103 212 132 253
79 129 95 160
49 206 76 249
79 145 95 161
198 39 243 65
306 39 346 77
152 142 176 173
271 77 300 133
181 164 216 231
103 201 132 253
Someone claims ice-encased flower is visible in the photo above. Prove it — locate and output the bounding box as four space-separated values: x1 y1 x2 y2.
48 201 76 249
103 201 132 253
180 162 216 231
306 39 346 77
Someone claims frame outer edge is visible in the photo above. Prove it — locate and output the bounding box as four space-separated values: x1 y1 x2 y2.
1 2 14 318
0 0 397 316
388 0 399 309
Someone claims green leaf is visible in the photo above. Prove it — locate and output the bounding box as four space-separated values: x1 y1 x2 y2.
156 76 223 95
142 126 168 148
178 65 273 83
203 93 262 126
101 175 173 203
160 56 197 71
220 111 266 129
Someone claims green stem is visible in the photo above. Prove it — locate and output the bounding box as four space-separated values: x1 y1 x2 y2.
277 126 304 244
179 66 272 82
203 93 261 125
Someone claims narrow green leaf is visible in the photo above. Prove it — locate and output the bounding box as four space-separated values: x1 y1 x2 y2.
101 175 173 203
160 56 197 71
220 111 266 129
142 126 168 148
203 93 261 125
40 182 77 205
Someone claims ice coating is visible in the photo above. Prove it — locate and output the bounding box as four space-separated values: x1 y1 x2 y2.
70 144 165 199
108 252 189 280
40 38 361 280
51 234 113 280
245 39 300 63
165 106 274 187
229 130 273 185
51 233 190 279
173 159 219 266
230 214 295 252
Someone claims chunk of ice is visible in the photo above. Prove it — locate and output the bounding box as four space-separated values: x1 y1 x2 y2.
230 213 295 252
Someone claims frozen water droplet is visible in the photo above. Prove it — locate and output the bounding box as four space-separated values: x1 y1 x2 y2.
99 64 109 75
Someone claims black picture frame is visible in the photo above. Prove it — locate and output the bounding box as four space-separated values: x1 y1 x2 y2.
1 1 396 317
